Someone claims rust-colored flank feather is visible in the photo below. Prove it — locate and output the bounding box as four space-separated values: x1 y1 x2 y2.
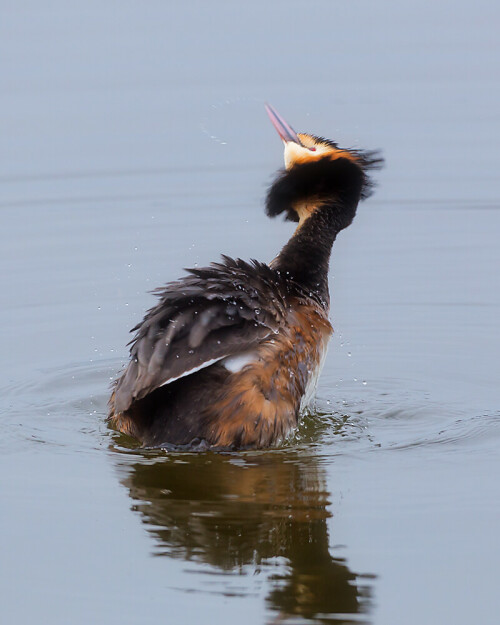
108 106 382 450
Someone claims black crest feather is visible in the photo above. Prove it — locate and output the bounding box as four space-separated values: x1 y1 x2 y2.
265 148 383 222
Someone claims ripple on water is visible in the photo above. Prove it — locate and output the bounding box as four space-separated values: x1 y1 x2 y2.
107 371 500 460
0 358 120 455
310 378 500 457
2 361 498 461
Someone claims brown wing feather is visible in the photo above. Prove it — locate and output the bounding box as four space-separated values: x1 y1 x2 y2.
111 257 289 414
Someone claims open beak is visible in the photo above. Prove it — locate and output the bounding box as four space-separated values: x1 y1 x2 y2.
265 103 303 146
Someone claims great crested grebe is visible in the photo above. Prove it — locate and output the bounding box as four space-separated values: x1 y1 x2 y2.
109 104 382 449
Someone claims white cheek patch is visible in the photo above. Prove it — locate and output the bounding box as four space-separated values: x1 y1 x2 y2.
284 142 311 169
283 141 330 170
222 352 258 373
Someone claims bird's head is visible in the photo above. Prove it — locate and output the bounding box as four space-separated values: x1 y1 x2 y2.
265 104 383 226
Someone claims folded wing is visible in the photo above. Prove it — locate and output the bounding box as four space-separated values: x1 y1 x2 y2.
112 256 288 413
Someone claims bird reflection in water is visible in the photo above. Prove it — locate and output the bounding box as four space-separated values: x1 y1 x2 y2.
114 447 374 623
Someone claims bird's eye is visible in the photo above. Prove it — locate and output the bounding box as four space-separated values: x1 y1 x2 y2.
309 147 316 151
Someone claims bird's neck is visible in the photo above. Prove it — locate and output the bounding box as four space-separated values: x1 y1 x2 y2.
272 200 354 308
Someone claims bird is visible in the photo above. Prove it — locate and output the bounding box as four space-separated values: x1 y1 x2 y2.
108 104 382 450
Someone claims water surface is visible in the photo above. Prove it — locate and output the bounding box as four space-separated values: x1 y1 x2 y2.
1 2 500 624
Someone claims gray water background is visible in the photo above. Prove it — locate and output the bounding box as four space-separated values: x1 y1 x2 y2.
1 1 499 623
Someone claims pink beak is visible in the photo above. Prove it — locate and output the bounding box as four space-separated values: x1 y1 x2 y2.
265 103 304 146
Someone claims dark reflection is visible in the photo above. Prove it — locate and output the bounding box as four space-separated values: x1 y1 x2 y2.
115 447 373 623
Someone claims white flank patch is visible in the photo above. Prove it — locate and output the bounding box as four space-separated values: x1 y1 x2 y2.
159 357 225 388
299 343 329 414
221 352 258 373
